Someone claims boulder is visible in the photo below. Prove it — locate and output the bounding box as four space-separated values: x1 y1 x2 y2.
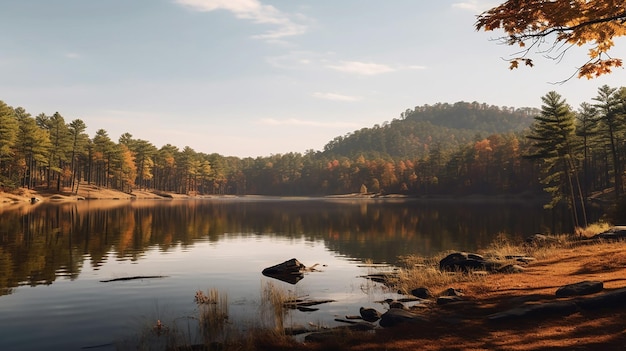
379 308 428 328
439 252 500 272
262 258 306 284
555 281 603 297
525 234 558 246
488 300 578 321
591 226 626 240
359 307 382 322
410 287 433 299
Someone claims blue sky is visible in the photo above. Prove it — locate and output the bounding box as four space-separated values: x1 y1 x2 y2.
2 0 625 157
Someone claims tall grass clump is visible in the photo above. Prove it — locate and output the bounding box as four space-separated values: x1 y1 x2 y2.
391 253 487 295
194 288 230 345
575 221 611 238
259 281 296 332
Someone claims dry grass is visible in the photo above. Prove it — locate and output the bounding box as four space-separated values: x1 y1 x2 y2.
259 281 296 332
194 289 230 343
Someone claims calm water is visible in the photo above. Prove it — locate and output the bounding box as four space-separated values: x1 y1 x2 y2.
0 197 588 350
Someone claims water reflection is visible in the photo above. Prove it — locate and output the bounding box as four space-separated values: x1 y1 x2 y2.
0 197 590 296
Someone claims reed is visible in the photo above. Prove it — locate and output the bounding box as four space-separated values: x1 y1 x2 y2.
194 288 230 344
259 281 297 332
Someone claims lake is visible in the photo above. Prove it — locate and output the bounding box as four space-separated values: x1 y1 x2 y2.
0 197 588 350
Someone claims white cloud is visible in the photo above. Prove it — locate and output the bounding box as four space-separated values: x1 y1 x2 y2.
259 118 357 128
452 1 494 13
174 0 307 40
326 61 395 75
312 92 362 102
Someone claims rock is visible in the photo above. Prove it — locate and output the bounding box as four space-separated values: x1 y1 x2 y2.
576 287 626 309
591 226 626 240
555 281 603 297
388 301 406 309
262 258 306 284
488 300 578 321
359 307 382 322
525 234 558 245
410 287 433 299
442 288 464 297
379 308 428 327
504 255 536 264
439 252 500 272
437 296 464 305
489 288 626 322
498 264 526 273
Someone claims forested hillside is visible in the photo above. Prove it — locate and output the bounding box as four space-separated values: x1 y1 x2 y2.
323 101 537 159
1 87 625 217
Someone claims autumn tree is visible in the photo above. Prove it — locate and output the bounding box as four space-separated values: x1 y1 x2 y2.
476 1 626 79
153 144 179 192
14 108 50 188
67 119 89 193
92 129 116 188
0 101 18 185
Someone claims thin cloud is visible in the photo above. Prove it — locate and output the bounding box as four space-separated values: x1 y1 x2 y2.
327 61 395 75
64 52 81 59
266 51 329 70
259 118 357 128
267 52 426 75
312 92 362 102
452 1 494 13
174 0 307 40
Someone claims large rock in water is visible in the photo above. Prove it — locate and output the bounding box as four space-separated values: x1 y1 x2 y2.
262 258 306 284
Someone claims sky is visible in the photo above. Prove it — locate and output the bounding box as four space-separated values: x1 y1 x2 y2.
1 0 625 158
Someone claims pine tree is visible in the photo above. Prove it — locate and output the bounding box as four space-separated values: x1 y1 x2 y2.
526 91 586 228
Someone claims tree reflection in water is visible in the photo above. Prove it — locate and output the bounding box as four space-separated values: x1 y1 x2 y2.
0 197 594 295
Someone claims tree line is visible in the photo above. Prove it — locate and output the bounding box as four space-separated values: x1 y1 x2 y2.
0 86 625 219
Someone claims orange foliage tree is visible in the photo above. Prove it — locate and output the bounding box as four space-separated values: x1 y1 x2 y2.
476 0 626 79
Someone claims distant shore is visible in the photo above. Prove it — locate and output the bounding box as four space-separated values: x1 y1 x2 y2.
0 184 192 209
1 185 554 210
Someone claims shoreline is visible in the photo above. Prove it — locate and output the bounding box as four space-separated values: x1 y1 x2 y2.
1 185 552 208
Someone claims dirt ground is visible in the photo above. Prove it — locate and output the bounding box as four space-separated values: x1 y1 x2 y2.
293 240 626 351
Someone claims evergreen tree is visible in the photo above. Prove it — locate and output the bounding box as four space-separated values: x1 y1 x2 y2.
0 101 18 186
593 85 626 199
526 91 586 227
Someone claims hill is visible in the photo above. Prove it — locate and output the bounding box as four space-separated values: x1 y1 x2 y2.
323 101 538 159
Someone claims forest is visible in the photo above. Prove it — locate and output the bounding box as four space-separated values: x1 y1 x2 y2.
0 85 625 218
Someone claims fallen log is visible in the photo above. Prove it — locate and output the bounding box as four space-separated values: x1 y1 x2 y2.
99 275 167 283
